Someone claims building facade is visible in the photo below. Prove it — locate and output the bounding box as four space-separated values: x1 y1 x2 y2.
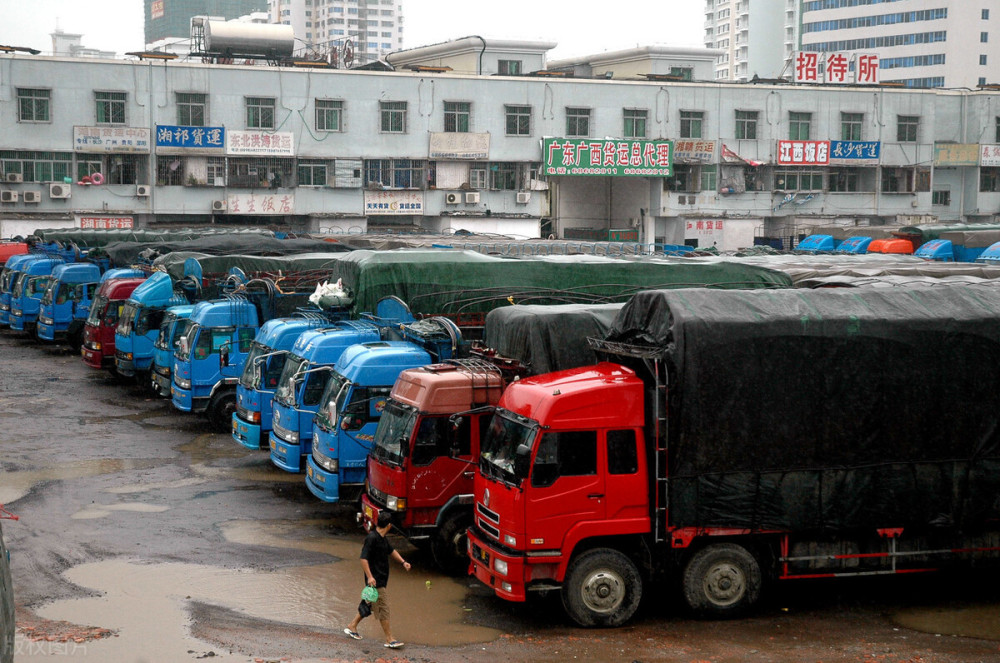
268 0 403 65
3 42 1000 249
705 0 1000 88
145 0 269 48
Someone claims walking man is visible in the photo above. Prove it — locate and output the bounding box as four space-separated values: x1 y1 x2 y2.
344 511 411 648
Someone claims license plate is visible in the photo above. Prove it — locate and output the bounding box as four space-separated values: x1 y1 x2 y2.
364 505 373 520
269 439 275 451
307 465 313 478
474 544 489 565
232 420 238 433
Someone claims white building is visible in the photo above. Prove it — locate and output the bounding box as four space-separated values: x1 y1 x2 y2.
268 0 403 65
705 0 1000 88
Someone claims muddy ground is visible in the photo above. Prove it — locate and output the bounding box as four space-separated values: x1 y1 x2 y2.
1 332 999 663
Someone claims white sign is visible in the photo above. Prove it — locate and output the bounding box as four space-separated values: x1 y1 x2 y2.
226 131 294 156
74 126 151 153
982 145 1000 167
226 193 295 215
364 190 423 215
429 132 491 159
80 216 134 229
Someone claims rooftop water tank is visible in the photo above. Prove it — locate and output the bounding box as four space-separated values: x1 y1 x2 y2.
204 21 295 58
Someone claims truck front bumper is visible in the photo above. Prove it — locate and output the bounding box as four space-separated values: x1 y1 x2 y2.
269 433 308 473
467 528 529 602
305 455 341 502
80 346 107 369
232 414 264 450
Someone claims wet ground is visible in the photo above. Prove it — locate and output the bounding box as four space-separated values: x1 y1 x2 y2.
1 332 1000 663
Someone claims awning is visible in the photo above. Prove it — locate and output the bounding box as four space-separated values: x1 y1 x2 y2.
722 144 763 167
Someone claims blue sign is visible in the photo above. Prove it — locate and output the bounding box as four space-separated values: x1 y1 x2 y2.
155 125 226 150
829 140 880 161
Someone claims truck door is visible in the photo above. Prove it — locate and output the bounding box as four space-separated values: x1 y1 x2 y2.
410 415 473 508
526 430 604 546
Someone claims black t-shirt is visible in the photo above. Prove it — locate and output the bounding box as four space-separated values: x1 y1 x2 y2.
360 530 394 588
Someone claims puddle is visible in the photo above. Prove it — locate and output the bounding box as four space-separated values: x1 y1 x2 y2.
71 502 171 520
892 604 1000 640
0 459 160 505
26 520 499 662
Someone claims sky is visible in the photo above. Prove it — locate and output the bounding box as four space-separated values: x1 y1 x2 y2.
0 0 704 60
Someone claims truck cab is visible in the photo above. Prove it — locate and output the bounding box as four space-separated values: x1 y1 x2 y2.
467 363 649 620
360 358 513 573
151 305 194 397
81 276 147 371
115 272 188 379
36 263 101 347
9 257 64 334
267 321 380 468
171 297 259 428
0 253 36 327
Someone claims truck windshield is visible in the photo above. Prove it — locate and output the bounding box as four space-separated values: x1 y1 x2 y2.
156 315 181 350
27 276 50 298
275 354 308 406
0 269 21 293
241 341 285 390
371 400 416 468
480 410 538 486
118 302 139 336
11 275 27 299
86 295 109 326
41 282 59 306
315 372 351 430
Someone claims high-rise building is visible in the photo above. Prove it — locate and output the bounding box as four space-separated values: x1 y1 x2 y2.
268 0 404 65
704 1 1000 88
145 0 269 46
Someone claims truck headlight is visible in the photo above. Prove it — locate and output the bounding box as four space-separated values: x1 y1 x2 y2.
174 376 191 389
385 495 406 511
39 316 53 325
494 559 508 576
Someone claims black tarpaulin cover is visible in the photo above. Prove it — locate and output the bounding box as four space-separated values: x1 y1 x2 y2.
102 236 351 267
607 286 1000 533
483 303 624 375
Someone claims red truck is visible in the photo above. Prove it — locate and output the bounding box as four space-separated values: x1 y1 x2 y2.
359 304 625 573
81 276 146 372
467 286 1000 626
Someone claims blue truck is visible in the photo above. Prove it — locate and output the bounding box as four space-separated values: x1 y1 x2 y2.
151 304 195 397
304 317 464 502
9 257 66 334
267 321 382 469
115 271 189 381
35 263 102 347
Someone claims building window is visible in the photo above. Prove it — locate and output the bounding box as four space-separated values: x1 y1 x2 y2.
982 55 989 66
177 93 206 126
897 115 919 142
443 101 470 132
881 166 930 193
379 101 407 133
984 8 991 19
623 109 647 138
17 88 50 123
226 157 292 188
735 110 757 139
982 32 990 43
981 168 1000 192
498 59 522 75
95 91 126 125
829 168 860 192
470 163 487 189
700 165 718 191
315 99 344 132
246 97 275 129
789 112 811 140
680 111 704 138
841 112 863 141
489 162 519 190
365 159 423 188
505 105 531 136
932 189 951 206
774 168 823 192
566 107 591 137
297 159 328 186
0 150 72 182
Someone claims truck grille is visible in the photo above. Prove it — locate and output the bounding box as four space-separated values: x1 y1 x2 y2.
476 502 500 524
236 404 252 421
478 518 500 540
368 484 387 508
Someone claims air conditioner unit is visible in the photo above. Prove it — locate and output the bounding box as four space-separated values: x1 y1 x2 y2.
465 192 480 204
5 173 23 184
445 192 460 205
0 191 17 203
23 191 41 203
516 191 531 204
136 184 151 197
212 199 227 212
49 183 71 199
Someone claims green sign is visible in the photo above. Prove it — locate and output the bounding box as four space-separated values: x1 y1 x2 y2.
543 138 672 177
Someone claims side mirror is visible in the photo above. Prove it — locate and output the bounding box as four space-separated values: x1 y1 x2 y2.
219 342 230 368
513 443 532 480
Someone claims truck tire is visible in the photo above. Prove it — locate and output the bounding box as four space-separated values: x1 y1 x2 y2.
207 391 237 433
561 548 642 627
431 512 472 575
682 543 762 618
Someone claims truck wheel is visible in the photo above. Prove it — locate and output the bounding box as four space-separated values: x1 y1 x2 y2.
431 513 472 575
561 548 642 627
682 543 762 618
207 392 237 432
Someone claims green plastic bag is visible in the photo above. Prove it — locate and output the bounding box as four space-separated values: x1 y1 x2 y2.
361 585 379 603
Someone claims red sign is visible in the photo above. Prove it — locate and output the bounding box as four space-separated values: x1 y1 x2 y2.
151 0 164 19
795 52 820 83
777 141 830 166
80 216 134 229
857 54 879 84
